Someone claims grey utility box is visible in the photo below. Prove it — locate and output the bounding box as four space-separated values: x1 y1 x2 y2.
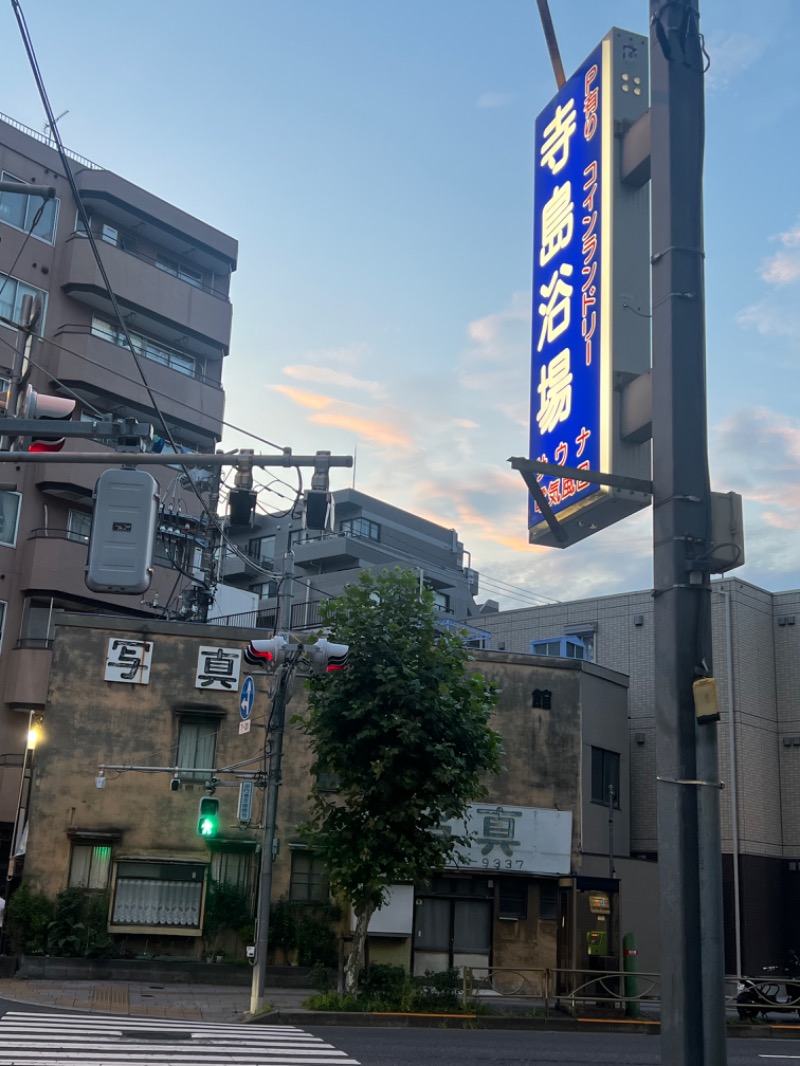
86 469 159 593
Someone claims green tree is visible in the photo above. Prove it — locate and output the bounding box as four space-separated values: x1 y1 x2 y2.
298 568 502 993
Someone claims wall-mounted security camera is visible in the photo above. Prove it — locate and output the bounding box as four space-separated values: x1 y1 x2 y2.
169 776 181 792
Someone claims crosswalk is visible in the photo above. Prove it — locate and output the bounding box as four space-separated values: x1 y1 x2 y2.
0 1011 360 1065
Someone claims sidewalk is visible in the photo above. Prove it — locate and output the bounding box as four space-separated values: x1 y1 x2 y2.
0 977 313 1023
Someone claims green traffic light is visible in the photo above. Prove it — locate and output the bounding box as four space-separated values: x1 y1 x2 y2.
196 796 220 837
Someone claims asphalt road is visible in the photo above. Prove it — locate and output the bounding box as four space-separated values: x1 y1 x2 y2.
307 1025 800 1066
3 999 800 1065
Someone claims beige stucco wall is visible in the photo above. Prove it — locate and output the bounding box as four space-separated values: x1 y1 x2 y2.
21 619 634 969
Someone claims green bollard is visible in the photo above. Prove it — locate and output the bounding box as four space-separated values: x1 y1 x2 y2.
623 932 641 1018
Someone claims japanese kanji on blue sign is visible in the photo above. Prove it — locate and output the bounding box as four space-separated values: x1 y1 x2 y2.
529 43 605 533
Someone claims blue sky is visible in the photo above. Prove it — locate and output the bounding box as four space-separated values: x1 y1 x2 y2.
3 1 800 609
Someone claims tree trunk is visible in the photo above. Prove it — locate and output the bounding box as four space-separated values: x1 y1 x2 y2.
344 904 375 995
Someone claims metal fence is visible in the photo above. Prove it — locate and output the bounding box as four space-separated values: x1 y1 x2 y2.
461 965 800 1025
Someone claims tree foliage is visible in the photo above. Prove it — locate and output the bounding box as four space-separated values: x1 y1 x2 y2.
297 568 502 987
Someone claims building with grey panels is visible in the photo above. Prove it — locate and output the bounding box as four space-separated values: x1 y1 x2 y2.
221 487 484 634
469 575 800 974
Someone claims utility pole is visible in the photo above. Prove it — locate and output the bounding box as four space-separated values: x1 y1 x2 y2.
250 551 295 1016
650 3 727 1064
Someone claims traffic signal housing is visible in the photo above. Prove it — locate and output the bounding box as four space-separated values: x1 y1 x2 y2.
244 635 288 669
196 796 220 838
85 469 159 594
306 639 349 674
0 385 76 451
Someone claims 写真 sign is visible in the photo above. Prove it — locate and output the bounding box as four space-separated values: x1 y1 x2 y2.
529 28 651 546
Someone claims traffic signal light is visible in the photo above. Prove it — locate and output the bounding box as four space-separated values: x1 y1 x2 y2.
0 385 76 451
197 796 220 838
244 635 288 669
306 639 349 674
21 385 76 451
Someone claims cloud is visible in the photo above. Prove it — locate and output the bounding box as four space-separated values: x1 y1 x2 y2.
705 31 765 90
735 300 800 339
284 363 387 398
760 221 800 286
308 410 414 450
476 91 514 110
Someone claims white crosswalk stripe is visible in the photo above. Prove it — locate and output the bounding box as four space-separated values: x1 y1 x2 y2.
0 1011 360 1065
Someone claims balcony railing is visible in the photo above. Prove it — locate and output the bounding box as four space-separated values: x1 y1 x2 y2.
0 111 101 170
72 231 230 302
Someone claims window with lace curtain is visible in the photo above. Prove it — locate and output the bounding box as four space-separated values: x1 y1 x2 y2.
109 860 205 931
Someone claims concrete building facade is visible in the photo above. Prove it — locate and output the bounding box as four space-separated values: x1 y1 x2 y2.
470 575 800 975
0 114 237 877
18 614 661 976
221 488 484 633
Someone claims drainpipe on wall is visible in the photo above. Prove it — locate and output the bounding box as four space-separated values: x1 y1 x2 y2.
719 587 742 977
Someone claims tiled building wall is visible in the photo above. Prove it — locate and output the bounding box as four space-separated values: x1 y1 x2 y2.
773 590 800 855
475 577 793 860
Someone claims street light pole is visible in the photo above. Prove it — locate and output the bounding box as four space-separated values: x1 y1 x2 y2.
250 552 295 1015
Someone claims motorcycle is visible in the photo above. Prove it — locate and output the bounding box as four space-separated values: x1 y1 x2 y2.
737 959 800 1022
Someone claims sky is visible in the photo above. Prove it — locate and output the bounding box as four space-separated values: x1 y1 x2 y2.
2 0 800 611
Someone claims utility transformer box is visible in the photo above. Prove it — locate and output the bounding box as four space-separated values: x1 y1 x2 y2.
86 469 159 593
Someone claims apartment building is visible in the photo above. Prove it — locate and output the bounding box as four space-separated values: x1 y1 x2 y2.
221 487 485 635
0 113 237 875
470 575 800 974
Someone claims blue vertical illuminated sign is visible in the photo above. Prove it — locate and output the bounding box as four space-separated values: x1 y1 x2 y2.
529 44 605 533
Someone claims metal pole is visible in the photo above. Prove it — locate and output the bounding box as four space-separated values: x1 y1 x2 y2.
720 587 742 978
650 2 727 1063
250 552 294 1015
607 784 615 881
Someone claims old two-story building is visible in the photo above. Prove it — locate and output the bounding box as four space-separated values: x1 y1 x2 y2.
16 612 659 975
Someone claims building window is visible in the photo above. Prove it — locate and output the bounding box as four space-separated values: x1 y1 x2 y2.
0 172 59 243
252 579 278 599
340 517 380 541
210 849 256 895
177 717 218 782
110 860 205 929
289 850 329 903
248 535 275 566
67 508 92 544
539 882 558 920
91 315 198 378
69 844 112 889
531 635 587 659
498 878 527 919
591 746 620 807
0 274 47 333
156 254 204 289
0 491 22 547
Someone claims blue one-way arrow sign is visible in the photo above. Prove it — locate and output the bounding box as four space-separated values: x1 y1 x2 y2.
240 675 255 720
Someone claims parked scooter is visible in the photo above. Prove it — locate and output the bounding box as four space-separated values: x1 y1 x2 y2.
737 955 800 1022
